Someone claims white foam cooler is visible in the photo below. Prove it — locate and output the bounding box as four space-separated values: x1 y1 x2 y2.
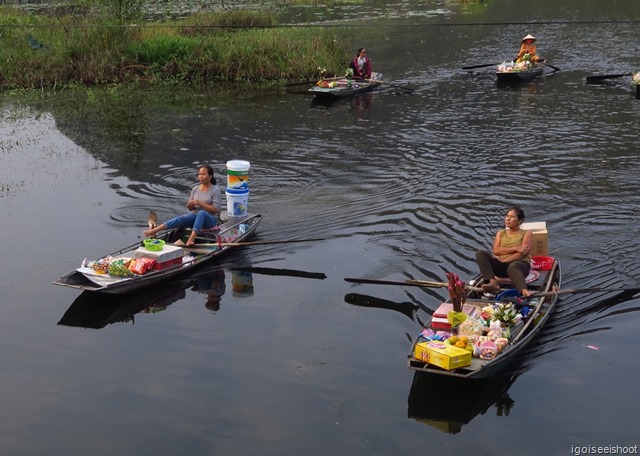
135 244 184 262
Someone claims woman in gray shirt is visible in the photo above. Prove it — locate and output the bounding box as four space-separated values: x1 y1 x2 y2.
144 165 222 246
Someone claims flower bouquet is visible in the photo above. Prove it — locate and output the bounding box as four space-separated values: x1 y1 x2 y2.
445 271 468 328
493 302 518 326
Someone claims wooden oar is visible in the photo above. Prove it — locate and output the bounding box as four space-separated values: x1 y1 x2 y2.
545 63 560 72
147 210 158 230
586 73 633 84
285 76 340 87
344 277 490 293
530 286 640 298
184 237 326 250
462 62 500 70
372 79 416 93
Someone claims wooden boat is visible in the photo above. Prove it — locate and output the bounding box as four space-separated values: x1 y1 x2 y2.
309 72 382 99
53 213 262 294
407 256 561 379
632 71 640 98
496 61 545 84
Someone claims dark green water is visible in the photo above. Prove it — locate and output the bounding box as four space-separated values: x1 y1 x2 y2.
1 1 640 455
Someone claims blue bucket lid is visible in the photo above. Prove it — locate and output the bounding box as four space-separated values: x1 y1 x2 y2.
225 187 249 195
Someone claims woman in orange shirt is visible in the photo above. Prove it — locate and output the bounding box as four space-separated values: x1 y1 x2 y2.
515 34 544 63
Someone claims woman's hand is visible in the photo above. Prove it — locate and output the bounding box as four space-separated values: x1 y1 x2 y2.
519 244 531 255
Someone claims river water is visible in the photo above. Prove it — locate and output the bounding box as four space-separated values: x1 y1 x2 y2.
2 1 640 455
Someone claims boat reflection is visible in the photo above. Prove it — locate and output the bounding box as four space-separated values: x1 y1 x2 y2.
407 370 520 434
311 92 375 119
58 264 327 329
58 268 227 329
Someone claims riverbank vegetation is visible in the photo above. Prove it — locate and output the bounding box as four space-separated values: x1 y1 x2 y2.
0 4 352 90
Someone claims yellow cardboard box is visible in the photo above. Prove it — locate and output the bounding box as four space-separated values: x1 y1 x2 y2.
521 221 548 256
413 341 472 370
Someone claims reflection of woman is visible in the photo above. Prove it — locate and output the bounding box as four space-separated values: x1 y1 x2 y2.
475 206 533 297
143 165 222 246
193 270 226 312
349 47 372 80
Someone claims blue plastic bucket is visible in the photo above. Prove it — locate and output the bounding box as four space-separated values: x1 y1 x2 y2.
225 187 249 218
495 289 521 303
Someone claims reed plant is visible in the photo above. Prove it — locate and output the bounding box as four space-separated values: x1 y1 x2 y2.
0 7 352 90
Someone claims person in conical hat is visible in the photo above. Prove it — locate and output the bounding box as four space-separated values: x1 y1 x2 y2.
515 34 544 63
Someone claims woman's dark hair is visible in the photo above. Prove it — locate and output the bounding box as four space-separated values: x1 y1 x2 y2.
357 47 365 55
507 205 525 222
201 165 216 185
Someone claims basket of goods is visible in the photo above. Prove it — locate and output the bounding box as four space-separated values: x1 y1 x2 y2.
143 238 165 251
531 256 555 271
91 261 110 274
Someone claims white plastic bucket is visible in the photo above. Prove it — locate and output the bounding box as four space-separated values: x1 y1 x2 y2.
225 188 249 218
231 270 254 297
226 160 250 190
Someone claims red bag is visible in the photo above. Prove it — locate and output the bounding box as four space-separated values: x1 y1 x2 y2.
129 258 156 274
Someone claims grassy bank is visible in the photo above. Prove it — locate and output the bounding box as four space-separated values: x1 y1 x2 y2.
0 8 352 90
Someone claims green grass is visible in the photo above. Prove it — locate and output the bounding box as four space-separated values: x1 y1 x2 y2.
0 7 352 89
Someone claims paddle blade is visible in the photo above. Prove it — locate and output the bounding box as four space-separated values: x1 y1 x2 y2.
586 73 633 84
148 210 158 230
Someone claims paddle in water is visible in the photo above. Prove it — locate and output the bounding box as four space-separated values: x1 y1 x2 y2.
586 73 633 84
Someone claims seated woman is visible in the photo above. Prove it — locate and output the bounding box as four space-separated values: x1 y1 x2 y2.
515 34 544 63
475 206 533 297
143 165 222 247
349 47 372 80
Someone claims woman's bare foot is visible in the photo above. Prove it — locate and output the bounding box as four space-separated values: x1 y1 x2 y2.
143 223 165 238
482 279 500 293
186 231 197 247
521 289 534 298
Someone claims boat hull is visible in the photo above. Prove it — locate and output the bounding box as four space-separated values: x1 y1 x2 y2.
53 213 262 294
496 65 544 83
309 72 382 99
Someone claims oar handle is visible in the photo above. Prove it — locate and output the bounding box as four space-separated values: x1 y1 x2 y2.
186 238 326 248
345 277 502 294
462 62 500 70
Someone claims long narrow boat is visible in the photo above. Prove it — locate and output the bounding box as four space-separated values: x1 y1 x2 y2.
496 61 545 84
309 72 382 99
407 256 561 379
53 213 262 294
632 71 640 98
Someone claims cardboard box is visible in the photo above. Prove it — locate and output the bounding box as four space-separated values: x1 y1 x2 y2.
430 317 452 330
520 221 548 256
433 303 478 319
413 341 472 370
430 303 478 330
135 244 184 263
